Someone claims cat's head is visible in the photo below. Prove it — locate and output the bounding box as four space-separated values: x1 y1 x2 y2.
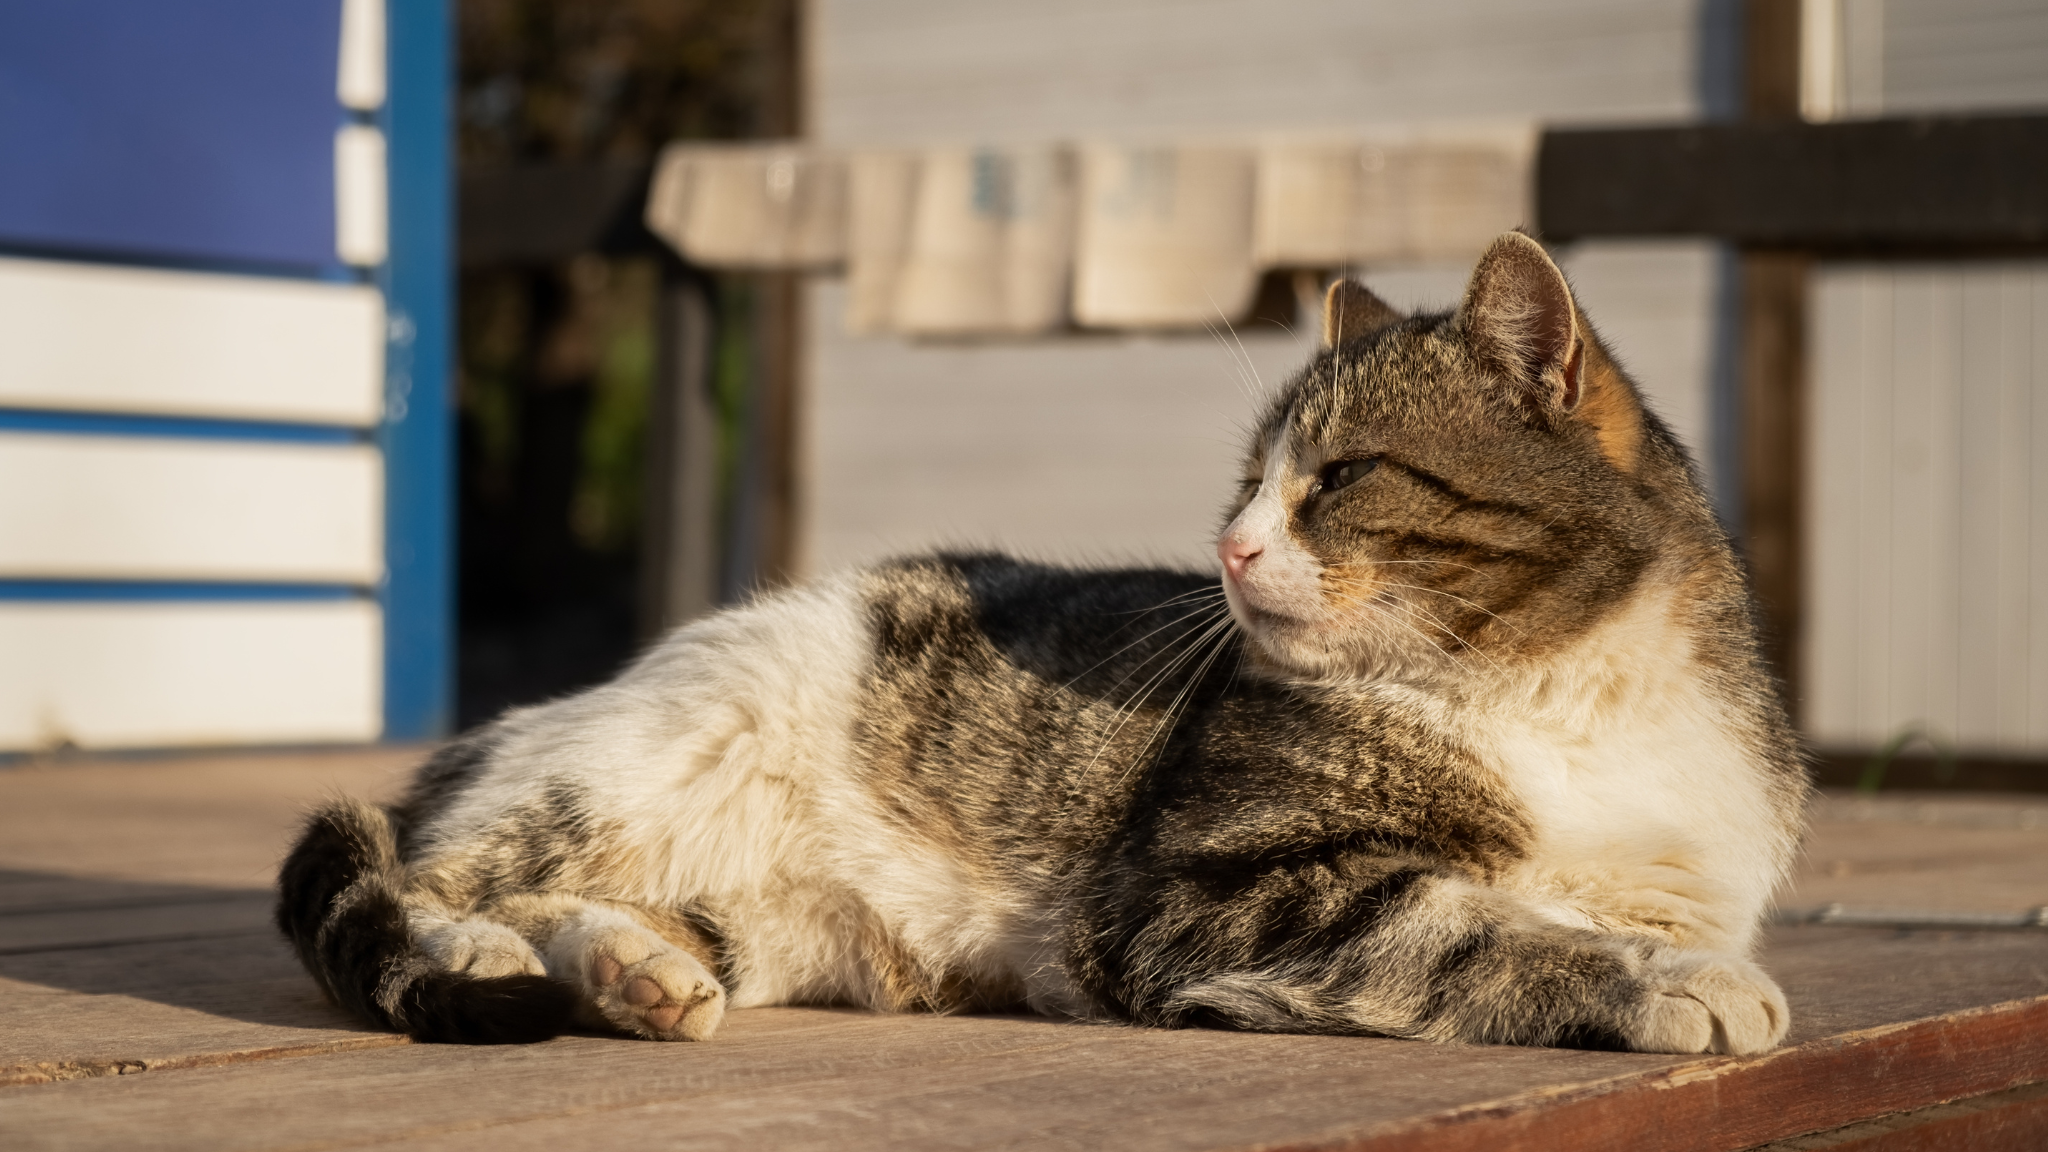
1219 232 1714 683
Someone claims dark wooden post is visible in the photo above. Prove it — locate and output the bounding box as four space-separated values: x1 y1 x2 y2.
1739 0 1810 713
637 259 721 635
1737 249 1809 702
723 0 807 595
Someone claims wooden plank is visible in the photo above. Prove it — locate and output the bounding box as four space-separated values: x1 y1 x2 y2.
1991 268 2037 748
0 747 417 889
1333 996 2048 1152
0 432 383 583
801 280 1314 575
2030 269 2048 750
0 258 384 427
1 751 2043 1151
1 927 2041 1152
0 602 383 752
1538 116 2048 250
636 266 722 633
1750 1080 2048 1150
0 933 404 1088
0 897 270 956
0 871 244 916
0 1008 1690 1152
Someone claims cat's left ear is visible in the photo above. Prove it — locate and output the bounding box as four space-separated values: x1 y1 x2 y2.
1321 278 1405 348
1459 232 1644 471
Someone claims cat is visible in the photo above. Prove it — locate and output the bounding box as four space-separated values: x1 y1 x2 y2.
278 232 1806 1054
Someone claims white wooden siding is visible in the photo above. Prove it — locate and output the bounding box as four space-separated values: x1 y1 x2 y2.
1805 263 2048 754
802 280 1313 574
1883 0 2048 114
0 601 382 750
812 0 1708 146
0 433 383 584
0 257 384 426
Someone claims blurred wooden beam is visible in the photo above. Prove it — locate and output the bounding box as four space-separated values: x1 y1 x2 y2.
1537 115 2048 252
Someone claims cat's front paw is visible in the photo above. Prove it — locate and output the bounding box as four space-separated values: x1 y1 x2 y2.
1627 953 1788 1055
578 931 725 1042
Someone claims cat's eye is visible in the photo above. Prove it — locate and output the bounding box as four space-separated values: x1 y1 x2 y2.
1317 458 1378 495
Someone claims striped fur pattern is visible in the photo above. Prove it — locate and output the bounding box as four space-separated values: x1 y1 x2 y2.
279 234 1806 1053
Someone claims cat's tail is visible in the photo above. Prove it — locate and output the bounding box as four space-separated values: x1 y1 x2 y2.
274 798 576 1044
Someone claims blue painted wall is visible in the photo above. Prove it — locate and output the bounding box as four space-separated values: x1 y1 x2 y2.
0 1 346 270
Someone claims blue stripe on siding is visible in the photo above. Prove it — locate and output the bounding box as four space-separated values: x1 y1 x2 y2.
379 0 455 741
0 408 369 444
0 580 367 602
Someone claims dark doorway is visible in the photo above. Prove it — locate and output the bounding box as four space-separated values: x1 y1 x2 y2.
452 0 796 728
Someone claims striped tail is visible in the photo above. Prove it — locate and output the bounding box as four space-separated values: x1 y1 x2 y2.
274 799 576 1044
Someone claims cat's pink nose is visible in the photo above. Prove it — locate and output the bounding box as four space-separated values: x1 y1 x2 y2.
1219 534 1263 582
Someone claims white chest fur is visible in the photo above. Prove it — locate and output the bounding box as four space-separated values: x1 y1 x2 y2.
1459 591 1792 955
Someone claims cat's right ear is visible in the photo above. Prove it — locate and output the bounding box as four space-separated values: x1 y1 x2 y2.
1321 278 1404 348
1459 232 1583 413
1461 232 1646 471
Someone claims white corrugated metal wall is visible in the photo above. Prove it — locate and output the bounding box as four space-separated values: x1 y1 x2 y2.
1801 0 2048 755
1806 265 2048 753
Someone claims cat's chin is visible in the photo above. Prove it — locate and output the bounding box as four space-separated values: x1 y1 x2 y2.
1233 605 1459 686
1229 593 1369 681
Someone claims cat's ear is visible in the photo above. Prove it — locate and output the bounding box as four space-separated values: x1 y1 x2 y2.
1321 278 1404 348
1459 232 1645 471
1460 233 1583 410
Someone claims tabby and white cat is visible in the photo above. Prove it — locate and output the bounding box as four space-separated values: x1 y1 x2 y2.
280 232 1806 1054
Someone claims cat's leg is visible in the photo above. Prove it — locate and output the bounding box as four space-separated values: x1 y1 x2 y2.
410 909 548 979
483 893 726 1041
1109 866 1787 1054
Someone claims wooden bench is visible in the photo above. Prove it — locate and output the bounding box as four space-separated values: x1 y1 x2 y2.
3 750 2044 1150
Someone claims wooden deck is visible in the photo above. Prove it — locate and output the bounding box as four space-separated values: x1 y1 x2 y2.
3 750 2045 1150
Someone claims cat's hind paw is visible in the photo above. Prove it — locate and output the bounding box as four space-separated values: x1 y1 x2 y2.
1628 953 1788 1055
566 921 725 1042
588 943 724 1041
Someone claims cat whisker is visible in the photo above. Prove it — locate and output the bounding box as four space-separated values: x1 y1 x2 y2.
1203 319 1264 405
1119 615 1238 786
1056 598 1232 695
1317 570 1528 640
1377 597 1505 674
1204 291 1272 403
1364 580 1528 639
1085 603 1233 698
1103 586 1230 617
1070 605 1234 763
1076 608 1237 790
